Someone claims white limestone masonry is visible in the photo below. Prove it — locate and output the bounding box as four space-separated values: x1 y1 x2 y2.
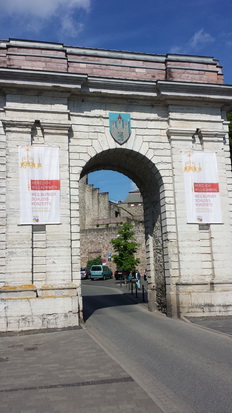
0 39 232 331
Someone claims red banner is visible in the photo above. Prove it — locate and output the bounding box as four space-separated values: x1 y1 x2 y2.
31 180 60 191
194 183 219 193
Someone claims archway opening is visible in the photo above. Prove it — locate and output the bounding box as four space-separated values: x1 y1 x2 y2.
79 148 166 313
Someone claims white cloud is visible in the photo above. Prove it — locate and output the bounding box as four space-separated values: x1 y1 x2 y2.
60 16 84 38
130 181 138 191
22 17 46 34
0 0 90 18
188 29 214 49
169 46 184 54
0 0 90 38
170 29 214 55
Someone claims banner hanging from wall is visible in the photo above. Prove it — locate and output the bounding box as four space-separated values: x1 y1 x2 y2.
19 146 60 224
182 151 222 224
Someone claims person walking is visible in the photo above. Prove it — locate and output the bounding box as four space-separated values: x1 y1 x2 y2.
135 270 141 289
127 271 132 281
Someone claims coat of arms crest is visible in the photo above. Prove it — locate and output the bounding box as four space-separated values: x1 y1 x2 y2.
109 113 131 144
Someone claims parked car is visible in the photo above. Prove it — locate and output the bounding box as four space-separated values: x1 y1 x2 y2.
81 267 90 279
114 269 128 280
90 265 112 280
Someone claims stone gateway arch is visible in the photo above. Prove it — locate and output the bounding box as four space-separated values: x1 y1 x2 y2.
0 39 232 332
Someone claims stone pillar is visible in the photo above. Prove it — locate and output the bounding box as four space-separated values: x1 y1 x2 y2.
146 233 158 312
167 122 232 316
0 121 6 289
39 122 72 286
3 121 34 286
160 174 181 318
69 142 82 318
0 121 35 331
0 120 80 331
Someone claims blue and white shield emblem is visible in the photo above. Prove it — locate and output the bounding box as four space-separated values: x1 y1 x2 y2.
109 113 131 145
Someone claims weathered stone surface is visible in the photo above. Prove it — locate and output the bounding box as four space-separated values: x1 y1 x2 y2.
0 39 231 331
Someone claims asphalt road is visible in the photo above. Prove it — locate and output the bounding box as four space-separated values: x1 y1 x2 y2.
82 279 232 413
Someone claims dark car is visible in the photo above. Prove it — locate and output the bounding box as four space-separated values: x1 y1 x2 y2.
114 269 128 280
81 267 90 279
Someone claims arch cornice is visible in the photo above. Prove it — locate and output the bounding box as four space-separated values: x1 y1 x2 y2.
40 121 72 135
157 81 232 107
2 119 72 134
167 127 226 143
1 68 232 106
0 68 87 93
2 119 35 133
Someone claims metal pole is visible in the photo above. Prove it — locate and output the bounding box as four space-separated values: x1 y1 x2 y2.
142 285 145 301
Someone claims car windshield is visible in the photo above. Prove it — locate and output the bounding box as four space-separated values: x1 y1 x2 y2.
91 266 102 271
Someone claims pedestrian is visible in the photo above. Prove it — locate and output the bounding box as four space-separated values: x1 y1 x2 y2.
135 270 141 289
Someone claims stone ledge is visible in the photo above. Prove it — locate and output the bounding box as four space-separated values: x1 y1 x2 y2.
0 284 78 298
0 284 37 298
0 295 80 332
38 284 78 297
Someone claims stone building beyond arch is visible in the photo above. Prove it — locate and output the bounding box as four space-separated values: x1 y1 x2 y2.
0 39 232 332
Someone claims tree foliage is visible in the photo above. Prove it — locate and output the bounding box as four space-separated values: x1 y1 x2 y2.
111 222 140 271
87 255 102 267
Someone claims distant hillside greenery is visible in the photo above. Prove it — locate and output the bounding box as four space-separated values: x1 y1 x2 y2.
227 112 232 166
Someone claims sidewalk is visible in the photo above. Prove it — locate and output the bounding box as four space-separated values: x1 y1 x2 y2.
185 315 232 336
0 327 163 413
1 282 232 413
116 279 232 337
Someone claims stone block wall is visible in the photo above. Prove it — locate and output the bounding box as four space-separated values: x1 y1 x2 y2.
80 224 147 275
79 177 153 279
0 39 224 84
0 39 232 332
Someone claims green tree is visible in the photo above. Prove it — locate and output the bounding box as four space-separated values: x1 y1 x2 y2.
227 112 232 165
111 222 140 272
87 255 102 267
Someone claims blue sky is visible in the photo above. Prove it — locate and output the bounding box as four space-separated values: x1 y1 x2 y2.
88 171 137 203
1 0 232 201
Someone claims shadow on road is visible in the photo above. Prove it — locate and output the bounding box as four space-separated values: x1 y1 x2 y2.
82 279 148 321
82 292 137 321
